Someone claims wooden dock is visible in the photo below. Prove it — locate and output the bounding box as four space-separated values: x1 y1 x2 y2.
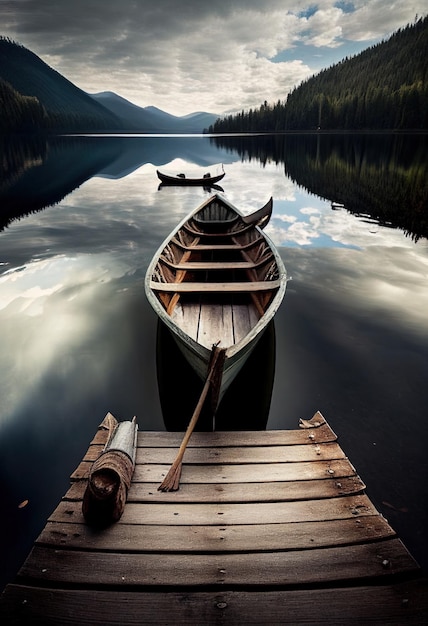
1 412 427 624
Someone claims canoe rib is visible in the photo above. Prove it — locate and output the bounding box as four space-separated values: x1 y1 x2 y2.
184 221 256 237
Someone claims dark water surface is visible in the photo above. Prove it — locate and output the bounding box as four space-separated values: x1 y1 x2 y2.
0 133 427 590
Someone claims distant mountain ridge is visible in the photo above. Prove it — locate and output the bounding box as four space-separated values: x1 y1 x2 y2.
0 38 219 133
90 91 219 133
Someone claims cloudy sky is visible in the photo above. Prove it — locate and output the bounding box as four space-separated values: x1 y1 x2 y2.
1 0 426 116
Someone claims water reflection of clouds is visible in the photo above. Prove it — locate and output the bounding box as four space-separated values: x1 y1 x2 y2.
66 165 203 230
37 153 295 239
0 252 141 427
282 244 428 339
2 137 427 588
2 150 425 337
213 161 296 212
269 191 420 250
0 254 132 314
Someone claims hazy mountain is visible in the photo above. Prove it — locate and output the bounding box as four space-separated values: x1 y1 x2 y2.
90 92 219 133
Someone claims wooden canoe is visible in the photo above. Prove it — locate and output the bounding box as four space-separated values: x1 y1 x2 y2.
145 194 287 414
156 166 225 186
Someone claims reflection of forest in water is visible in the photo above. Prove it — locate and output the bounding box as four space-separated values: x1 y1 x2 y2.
0 136 120 231
2 133 427 241
0 134 231 232
212 133 428 242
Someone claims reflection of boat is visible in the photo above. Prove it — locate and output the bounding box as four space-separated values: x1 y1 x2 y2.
145 194 286 411
156 317 275 431
158 182 224 193
156 165 225 186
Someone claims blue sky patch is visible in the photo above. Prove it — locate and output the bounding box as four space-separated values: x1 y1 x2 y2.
297 5 318 19
272 40 376 71
334 1 356 14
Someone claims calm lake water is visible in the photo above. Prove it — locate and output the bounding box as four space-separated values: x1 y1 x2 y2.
0 133 427 590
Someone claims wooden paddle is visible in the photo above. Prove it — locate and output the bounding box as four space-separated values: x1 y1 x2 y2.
158 344 226 492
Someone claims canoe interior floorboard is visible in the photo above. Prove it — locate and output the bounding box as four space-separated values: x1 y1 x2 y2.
1 411 426 625
171 301 259 348
171 301 200 341
198 302 234 348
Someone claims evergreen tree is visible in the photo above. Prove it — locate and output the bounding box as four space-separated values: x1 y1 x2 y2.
208 17 428 133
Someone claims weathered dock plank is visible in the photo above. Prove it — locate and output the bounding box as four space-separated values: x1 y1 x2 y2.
49 493 377 525
82 441 346 463
2 581 427 625
64 474 366 502
89 422 337 447
38 515 394 553
71 457 357 482
1 411 426 625
17 538 420 587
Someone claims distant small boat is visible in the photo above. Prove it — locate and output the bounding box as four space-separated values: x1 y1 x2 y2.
156 165 225 186
145 194 286 412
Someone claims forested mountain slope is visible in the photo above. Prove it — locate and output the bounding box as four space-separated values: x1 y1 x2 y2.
209 17 428 132
0 38 122 132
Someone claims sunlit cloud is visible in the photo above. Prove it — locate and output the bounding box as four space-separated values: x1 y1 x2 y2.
1 0 425 115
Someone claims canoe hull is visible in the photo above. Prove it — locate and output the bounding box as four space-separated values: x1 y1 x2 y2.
169 315 267 401
145 193 286 409
156 170 225 186
156 318 276 431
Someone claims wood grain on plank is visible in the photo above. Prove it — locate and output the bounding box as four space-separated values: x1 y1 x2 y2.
38 515 395 553
18 539 419 587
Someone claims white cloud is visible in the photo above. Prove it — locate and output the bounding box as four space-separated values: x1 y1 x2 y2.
304 8 344 47
341 1 423 41
1 1 426 114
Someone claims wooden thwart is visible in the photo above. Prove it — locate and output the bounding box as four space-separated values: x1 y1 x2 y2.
149 279 282 293
160 260 262 271
171 238 263 252
183 220 254 237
